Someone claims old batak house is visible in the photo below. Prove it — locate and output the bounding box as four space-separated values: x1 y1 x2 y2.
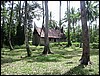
32 22 66 46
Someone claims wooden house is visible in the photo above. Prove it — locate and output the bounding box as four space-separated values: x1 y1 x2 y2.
32 23 66 46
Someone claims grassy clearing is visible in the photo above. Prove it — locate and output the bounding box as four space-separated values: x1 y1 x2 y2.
1 44 99 75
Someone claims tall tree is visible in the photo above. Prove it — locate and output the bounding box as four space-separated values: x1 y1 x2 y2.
49 11 52 28
42 1 53 55
40 1 45 36
59 1 61 29
1 1 5 48
8 1 14 50
24 1 31 57
48 11 57 29
86 1 99 43
67 1 72 47
80 1 90 65
15 1 25 45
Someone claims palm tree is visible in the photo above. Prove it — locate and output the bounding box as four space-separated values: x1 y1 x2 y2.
86 1 99 27
80 1 90 65
40 1 44 39
70 7 77 42
1 1 6 48
50 11 52 28
59 1 61 29
86 1 99 43
16 1 25 45
8 1 14 50
24 1 31 57
42 1 53 55
48 19 57 29
67 1 72 47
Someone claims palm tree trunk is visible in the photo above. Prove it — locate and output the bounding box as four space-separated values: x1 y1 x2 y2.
2 1 5 48
42 1 53 55
8 1 14 50
59 1 61 29
24 1 31 57
19 1 21 24
80 1 90 65
67 1 72 47
58 1 61 44
72 19 75 42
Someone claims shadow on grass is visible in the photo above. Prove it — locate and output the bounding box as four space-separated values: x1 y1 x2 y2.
1 49 26 56
1 57 21 65
1 46 99 64
90 49 99 56
1 53 65 65
26 54 65 62
62 65 94 75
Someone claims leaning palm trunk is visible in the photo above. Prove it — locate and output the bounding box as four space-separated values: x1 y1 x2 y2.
80 1 90 65
42 1 53 55
24 1 31 57
8 1 14 50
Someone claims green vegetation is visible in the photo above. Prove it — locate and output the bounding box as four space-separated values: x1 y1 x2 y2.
1 44 99 75
1 1 99 75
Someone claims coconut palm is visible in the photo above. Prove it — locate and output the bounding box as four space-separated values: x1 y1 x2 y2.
59 1 61 29
86 1 99 43
67 1 72 47
80 1 90 65
42 1 53 55
24 1 31 57
8 1 14 50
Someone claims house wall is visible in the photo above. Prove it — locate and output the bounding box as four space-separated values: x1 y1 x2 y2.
32 33 40 46
59 38 66 42
40 38 45 45
40 38 56 45
32 32 66 46
39 38 66 45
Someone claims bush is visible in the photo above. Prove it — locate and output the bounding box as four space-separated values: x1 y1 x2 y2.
29 41 32 45
72 42 80 47
90 43 99 49
50 42 68 47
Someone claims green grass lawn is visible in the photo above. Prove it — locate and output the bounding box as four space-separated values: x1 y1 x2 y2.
1 44 99 75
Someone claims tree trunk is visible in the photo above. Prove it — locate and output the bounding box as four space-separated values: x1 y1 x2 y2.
58 1 61 44
72 19 75 42
72 19 75 34
19 1 21 25
8 1 14 50
50 11 52 28
67 1 72 47
40 1 44 39
1 1 5 48
59 1 61 29
16 1 22 45
42 1 53 55
80 1 90 65
24 1 31 57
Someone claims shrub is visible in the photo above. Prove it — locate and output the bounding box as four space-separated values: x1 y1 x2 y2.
91 43 99 49
50 42 68 47
72 42 80 47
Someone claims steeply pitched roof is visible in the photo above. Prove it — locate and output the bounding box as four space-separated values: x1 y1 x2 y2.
34 22 66 38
